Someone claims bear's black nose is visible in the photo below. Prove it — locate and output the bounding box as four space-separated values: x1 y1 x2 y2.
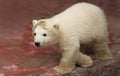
35 42 40 47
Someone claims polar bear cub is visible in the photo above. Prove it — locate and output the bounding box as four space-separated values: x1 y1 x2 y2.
32 2 113 74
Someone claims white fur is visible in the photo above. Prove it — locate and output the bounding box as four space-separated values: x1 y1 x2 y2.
33 2 108 49
33 2 109 74
32 19 38 25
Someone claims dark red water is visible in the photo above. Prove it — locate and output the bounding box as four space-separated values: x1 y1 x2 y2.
0 23 61 76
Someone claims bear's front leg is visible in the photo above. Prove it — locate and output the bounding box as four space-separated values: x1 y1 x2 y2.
54 45 79 74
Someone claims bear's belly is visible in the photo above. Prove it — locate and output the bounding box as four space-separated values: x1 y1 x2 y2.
79 36 95 44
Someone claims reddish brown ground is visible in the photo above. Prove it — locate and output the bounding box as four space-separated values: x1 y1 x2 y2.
0 0 119 76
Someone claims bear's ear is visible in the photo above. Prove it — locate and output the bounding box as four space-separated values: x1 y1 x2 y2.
53 24 59 29
32 19 38 25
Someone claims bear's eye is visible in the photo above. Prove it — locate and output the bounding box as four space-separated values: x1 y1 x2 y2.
34 33 36 36
42 33 47 37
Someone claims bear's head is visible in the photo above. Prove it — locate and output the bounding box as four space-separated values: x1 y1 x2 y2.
32 19 60 47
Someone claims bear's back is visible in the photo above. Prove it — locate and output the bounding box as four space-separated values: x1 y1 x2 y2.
53 2 104 21
51 2 107 44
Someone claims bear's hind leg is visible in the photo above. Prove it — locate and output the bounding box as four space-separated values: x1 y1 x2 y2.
76 52 93 67
93 41 113 60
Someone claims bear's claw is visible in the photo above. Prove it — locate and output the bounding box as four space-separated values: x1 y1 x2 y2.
81 56 93 67
54 65 73 74
96 53 113 60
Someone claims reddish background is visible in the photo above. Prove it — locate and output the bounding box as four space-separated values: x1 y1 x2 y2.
0 0 120 75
